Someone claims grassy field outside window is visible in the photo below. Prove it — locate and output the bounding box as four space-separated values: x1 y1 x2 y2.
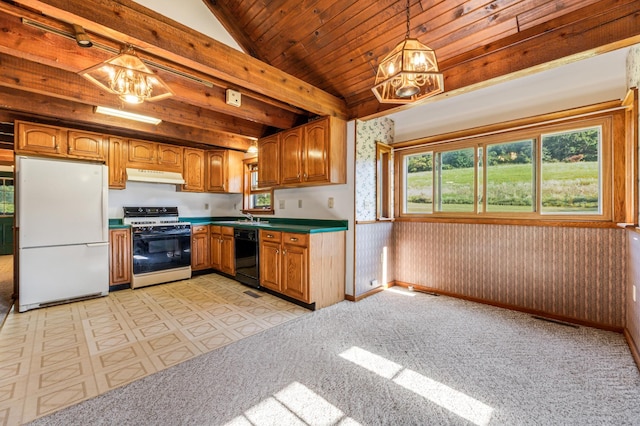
400 117 610 221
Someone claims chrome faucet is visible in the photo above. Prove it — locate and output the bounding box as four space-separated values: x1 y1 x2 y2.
243 212 254 222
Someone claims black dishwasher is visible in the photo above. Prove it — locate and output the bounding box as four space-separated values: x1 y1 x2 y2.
234 228 260 288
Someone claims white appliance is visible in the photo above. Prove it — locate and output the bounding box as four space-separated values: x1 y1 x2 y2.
16 155 109 312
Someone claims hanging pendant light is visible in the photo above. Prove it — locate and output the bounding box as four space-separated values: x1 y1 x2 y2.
80 45 173 104
372 0 444 104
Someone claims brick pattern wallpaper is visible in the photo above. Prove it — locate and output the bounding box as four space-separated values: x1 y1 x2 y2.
394 222 627 327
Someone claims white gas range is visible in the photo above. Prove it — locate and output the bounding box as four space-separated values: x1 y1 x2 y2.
123 207 192 289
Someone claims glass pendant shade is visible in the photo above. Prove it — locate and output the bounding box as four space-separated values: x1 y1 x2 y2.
372 38 444 104
81 46 172 104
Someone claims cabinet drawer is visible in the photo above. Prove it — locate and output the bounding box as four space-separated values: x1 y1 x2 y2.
192 225 208 234
221 226 234 236
282 232 308 247
260 229 281 243
210 225 221 234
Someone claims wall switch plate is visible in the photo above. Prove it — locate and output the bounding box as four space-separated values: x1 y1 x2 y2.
328 197 334 208
226 89 241 107
279 200 285 209
298 199 302 208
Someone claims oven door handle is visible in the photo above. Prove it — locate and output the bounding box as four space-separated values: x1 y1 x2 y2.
134 232 190 239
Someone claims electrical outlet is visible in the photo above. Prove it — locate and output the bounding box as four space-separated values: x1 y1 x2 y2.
204 203 209 210
279 200 285 209
370 279 378 287
298 199 302 208
328 197 334 208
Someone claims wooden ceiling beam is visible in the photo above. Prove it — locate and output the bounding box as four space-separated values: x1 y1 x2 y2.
350 0 640 119
0 86 252 150
11 0 349 119
0 10 301 131
0 52 267 139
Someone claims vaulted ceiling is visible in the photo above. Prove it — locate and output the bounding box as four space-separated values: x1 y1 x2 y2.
0 0 639 151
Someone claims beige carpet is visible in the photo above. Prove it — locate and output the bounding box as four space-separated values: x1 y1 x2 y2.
28 288 640 425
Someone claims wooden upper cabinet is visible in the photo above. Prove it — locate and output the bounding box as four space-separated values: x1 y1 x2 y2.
206 149 243 193
257 134 279 187
303 118 330 183
257 116 346 189
15 121 65 156
67 130 105 161
182 148 205 192
157 144 183 171
206 150 225 191
127 139 183 172
127 139 156 166
108 137 127 189
301 116 345 185
280 127 303 185
15 121 106 161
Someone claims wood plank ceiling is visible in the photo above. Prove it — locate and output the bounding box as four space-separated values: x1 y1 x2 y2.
0 0 639 151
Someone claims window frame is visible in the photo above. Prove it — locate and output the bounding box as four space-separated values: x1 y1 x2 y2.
376 141 393 220
242 159 274 214
394 110 626 226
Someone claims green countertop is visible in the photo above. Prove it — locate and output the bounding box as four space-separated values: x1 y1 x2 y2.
187 217 347 234
109 217 348 233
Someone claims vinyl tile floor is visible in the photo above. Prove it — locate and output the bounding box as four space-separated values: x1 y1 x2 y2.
0 274 309 425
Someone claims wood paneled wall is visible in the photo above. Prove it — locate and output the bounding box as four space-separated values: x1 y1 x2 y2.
394 222 627 328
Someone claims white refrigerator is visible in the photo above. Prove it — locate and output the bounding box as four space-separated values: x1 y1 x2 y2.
16 156 109 312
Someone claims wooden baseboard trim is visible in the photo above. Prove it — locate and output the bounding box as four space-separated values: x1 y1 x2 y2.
392 281 624 333
345 286 386 302
623 328 640 372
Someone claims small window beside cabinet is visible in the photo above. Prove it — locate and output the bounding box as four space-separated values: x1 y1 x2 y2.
243 160 274 213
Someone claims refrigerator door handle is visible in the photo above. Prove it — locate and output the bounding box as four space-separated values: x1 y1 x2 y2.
86 242 109 247
102 165 109 242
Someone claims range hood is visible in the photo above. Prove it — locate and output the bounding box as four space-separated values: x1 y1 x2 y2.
126 168 185 185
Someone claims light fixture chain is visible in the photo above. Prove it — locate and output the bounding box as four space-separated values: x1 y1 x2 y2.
405 0 411 39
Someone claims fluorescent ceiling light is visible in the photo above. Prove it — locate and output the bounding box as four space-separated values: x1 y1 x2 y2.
95 106 162 125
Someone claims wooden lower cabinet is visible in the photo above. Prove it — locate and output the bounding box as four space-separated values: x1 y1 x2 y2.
109 229 131 287
191 225 210 271
220 229 235 275
281 233 309 301
210 226 235 275
259 230 345 308
260 231 282 292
